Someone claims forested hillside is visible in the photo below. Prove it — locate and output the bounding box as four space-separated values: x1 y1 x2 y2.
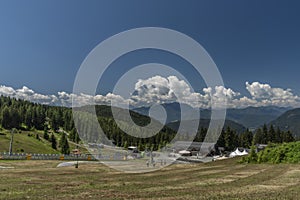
0 96 74 132
269 108 300 138
0 96 177 151
0 96 296 153
0 96 75 154
73 105 176 151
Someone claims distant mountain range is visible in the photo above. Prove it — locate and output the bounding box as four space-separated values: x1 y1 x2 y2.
133 102 290 129
225 106 290 129
166 118 246 134
133 102 198 124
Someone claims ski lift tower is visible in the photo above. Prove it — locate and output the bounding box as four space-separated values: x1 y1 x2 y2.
9 128 16 156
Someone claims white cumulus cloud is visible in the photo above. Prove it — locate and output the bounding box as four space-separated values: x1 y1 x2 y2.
0 78 299 109
0 85 58 105
245 82 300 107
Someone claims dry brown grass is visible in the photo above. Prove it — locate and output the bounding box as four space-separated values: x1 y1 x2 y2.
0 158 299 199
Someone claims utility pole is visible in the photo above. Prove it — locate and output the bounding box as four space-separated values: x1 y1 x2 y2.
9 129 16 156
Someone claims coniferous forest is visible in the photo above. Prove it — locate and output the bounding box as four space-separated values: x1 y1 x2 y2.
0 95 295 154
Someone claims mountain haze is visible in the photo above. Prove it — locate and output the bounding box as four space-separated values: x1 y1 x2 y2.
133 102 289 128
166 119 246 134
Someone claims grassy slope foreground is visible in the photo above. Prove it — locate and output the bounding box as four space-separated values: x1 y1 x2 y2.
0 158 299 200
0 130 59 154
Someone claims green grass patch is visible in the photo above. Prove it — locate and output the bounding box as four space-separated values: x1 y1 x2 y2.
0 130 59 154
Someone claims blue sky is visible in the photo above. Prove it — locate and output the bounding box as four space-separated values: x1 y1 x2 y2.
0 1 300 108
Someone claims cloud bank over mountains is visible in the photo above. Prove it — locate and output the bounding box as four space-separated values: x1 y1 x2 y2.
0 75 299 109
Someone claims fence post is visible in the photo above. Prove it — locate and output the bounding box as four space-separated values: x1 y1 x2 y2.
26 154 32 160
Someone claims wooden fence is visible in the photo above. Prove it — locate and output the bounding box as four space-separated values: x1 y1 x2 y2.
0 152 126 161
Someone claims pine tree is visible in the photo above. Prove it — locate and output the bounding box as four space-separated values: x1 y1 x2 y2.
24 107 33 129
274 127 282 143
253 128 264 144
50 134 57 150
1 106 10 129
36 133 40 140
224 127 238 151
10 108 21 129
239 129 253 148
268 125 275 143
69 128 75 142
43 125 49 140
262 124 268 144
51 110 60 132
60 132 70 154
282 131 295 143
216 129 226 148
248 143 258 163
74 130 80 144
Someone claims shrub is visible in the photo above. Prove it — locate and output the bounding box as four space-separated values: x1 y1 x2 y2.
241 141 300 164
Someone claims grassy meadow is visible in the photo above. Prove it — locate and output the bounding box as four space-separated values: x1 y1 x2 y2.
0 158 299 200
0 130 59 154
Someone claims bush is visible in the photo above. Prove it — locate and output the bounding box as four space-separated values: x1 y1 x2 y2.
241 141 300 164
